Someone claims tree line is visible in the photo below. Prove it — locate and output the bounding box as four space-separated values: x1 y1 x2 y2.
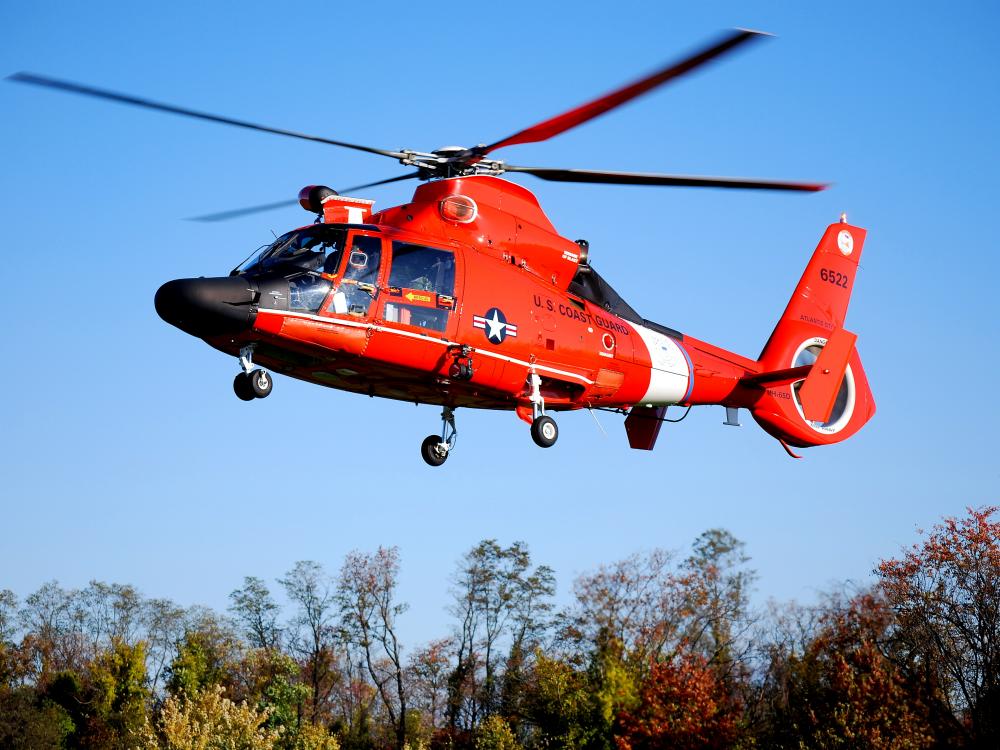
1 506 997 750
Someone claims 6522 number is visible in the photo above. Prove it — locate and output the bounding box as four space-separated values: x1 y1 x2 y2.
820 268 849 288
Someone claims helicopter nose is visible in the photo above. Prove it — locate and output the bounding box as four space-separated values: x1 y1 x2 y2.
154 276 257 337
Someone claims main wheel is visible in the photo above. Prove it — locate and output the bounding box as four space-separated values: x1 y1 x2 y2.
249 368 272 398
233 372 255 401
531 415 558 448
421 435 449 467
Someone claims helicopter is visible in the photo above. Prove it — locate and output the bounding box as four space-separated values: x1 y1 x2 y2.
9 29 874 466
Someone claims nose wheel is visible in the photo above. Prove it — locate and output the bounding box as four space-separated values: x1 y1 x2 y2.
531 415 558 448
233 345 273 401
421 407 457 467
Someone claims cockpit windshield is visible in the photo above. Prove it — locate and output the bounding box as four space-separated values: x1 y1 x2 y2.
235 226 347 275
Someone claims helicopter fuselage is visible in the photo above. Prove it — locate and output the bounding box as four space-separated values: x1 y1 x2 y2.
154 175 875 458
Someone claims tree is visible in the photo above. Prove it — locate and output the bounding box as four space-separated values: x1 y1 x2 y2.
78 580 145 652
681 529 756 672
159 683 283 750
519 650 603 749
0 589 17 645
227 647 310 743
448 540 554 731
281 561 342 726
877 505 1000 748
337 546 408 749
0 688 74 750
165 611 240 699
474 714 521 750
18 580 85 680
88 639 151 748
561 549 685 666
230 576 282 651
615 654 738 750
755 591 933 750
144 597 187 696
407 638 453 732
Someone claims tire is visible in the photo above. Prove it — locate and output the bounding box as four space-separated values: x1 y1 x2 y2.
249 368 272 399
531 415 558 448
233 372 255 401
421 435 448 467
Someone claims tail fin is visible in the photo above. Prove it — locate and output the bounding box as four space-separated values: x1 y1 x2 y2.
749 222 876 448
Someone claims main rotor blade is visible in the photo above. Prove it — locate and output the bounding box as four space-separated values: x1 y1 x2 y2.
505 165 827 192
479 29 766 156
189 199 299 223
7 72 407 160
188 172 421 222
338 171 422 194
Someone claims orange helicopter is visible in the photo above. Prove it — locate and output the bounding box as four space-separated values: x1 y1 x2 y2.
10 29 874 466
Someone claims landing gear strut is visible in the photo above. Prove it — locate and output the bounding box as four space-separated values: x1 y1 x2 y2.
421 407 457 467
527 372 558 448
233 344 272 401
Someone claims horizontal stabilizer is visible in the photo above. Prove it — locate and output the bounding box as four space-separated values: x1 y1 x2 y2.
624 405 667 450
742 364 812 388
798 327 857 422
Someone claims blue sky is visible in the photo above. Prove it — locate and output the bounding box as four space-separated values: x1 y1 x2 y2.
2 2 998 645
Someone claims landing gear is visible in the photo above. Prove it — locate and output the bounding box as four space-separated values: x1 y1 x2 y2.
531 415 558 448
233 373 255 401
233 344 272 401
527 371 558 448
248 368 272 398
421 435 449 467
421 407 457 467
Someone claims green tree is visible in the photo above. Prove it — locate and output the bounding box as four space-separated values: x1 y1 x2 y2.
520 651 603 749
88 639 151 748
448 541 554 731
281 561 342 727
230 648 314 749
0 688 75 750
230 577 282 651
166 615 240 698
474 714 521 750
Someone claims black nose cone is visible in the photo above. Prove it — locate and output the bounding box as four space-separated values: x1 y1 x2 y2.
155 276 257 337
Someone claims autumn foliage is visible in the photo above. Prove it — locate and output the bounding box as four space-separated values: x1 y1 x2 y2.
1 507 997 749
615 654 738 750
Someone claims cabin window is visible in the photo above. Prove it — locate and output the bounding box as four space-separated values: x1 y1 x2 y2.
382 242 455 332
388 243 455 296
383 303 449 331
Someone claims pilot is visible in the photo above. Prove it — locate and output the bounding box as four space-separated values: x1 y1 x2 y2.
322 242 342 274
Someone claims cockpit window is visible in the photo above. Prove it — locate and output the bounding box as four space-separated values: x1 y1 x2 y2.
236 226 347 275
289 274 332 312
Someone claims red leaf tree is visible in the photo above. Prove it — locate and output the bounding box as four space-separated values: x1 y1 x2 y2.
877 506 1000 748
615 653 738 750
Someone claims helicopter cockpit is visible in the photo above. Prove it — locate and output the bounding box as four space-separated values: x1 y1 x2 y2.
234 225 348 276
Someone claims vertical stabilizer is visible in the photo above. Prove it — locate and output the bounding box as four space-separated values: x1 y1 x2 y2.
750 222 875 448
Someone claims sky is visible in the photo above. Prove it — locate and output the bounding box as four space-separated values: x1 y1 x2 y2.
2 2 998 646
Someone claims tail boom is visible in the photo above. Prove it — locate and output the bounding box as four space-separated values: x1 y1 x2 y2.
618 221 875 451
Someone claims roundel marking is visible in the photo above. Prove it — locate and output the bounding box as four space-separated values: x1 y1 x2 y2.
837 229 854 256
472 307 518 344
602 333 616 351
